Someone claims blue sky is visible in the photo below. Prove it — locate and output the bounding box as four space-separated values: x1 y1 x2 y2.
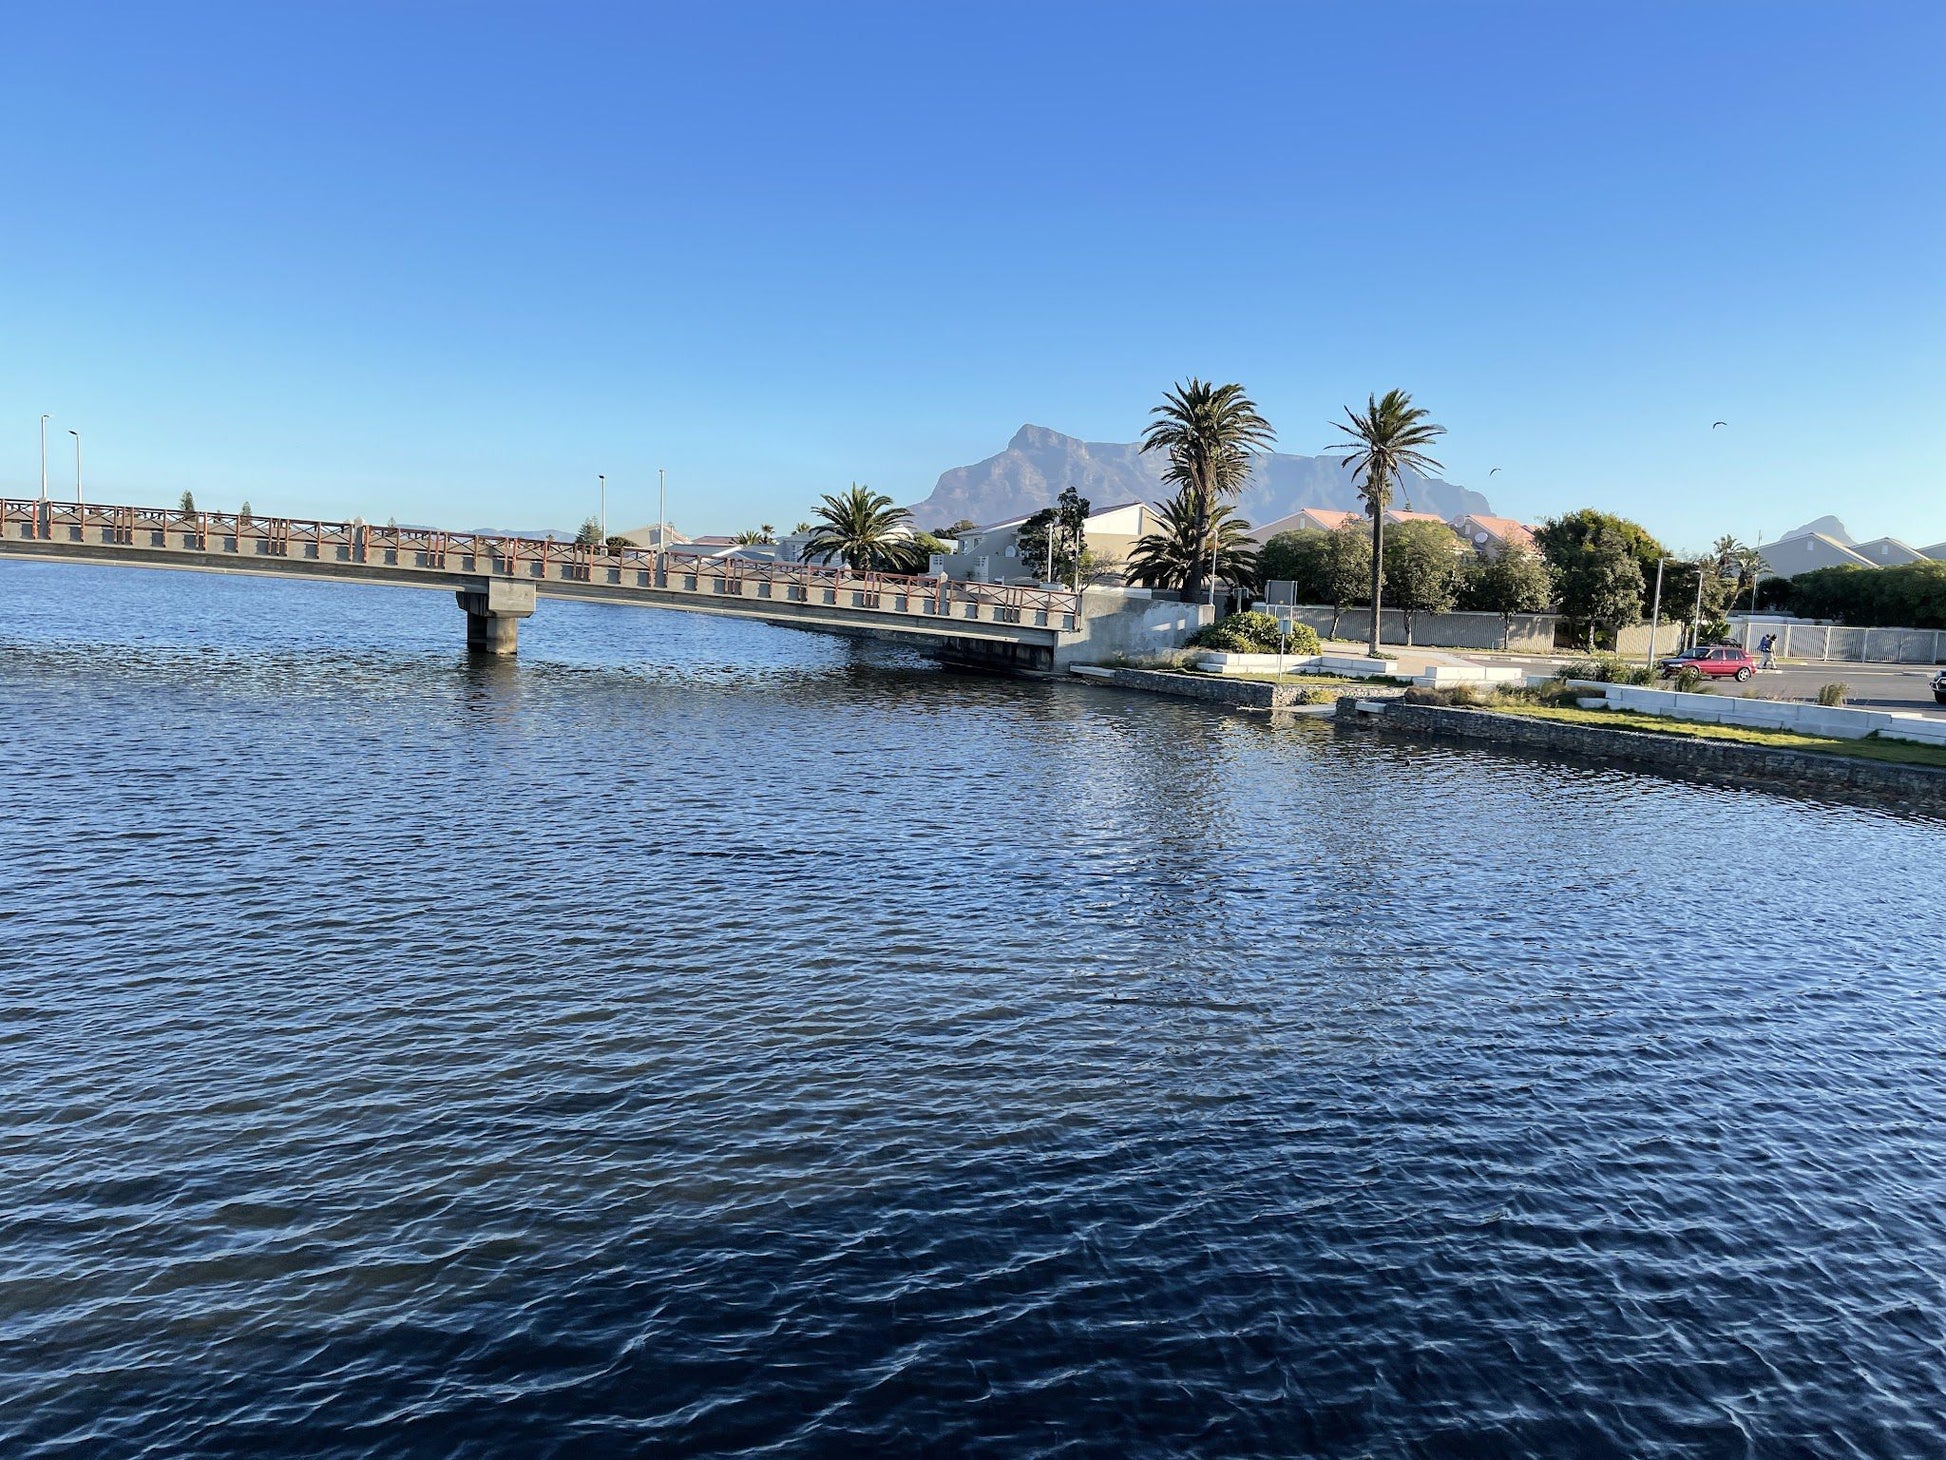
4 2 1941 551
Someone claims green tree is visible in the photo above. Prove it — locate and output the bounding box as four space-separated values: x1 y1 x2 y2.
179 491 197 516
1015 487 1090 584
1535 509 1667 598
1461 547 1556 647
1139 379 1275 603
1260 527 1371 627
574 515 603 547
1256 529 1326 595
1329 390 1447 655
1547 528 1645 649
802 484 925 573
1789 560 1946 628
1128 489 1259 597
1381 520 1464 645
1317 523 1374 637
238 499 253 526
937 518 980 539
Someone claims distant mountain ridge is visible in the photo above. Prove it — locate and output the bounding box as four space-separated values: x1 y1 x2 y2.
908 424 1492 530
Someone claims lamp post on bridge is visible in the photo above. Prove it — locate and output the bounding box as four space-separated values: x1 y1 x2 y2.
39 414 51 500
658 467 667 580
67 429 81 504
598 474 606 544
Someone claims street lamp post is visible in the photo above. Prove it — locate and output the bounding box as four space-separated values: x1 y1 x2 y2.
39 414 50 500
658 467 667 581
67 429 81 503
1643 557 1670 671
598 474 606 543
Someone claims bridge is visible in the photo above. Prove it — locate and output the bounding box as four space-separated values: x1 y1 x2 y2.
0 498 1201 670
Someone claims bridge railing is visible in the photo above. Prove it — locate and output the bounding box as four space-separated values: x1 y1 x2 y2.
1 497 1083 630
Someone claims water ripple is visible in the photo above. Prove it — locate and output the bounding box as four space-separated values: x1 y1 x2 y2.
2 562 1944 1457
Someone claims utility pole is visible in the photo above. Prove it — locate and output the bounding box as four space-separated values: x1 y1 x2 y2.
1691 562 1706 648
1643 557 1668 670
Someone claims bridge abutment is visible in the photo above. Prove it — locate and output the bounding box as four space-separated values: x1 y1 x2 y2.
455 578 536 655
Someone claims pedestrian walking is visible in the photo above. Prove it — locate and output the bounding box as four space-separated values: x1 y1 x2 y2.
1758 632 1777 670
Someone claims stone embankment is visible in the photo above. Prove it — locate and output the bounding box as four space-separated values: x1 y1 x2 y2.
1073 667 1376 710
1338 697 1946 806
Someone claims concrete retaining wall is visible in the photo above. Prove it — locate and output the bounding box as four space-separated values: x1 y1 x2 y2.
1581 682 1946 747
1079 668 1342 708
1055 592 1211 668
1338 697 1946 805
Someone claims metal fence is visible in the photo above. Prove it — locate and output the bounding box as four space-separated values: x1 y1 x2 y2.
1735 619 1946 665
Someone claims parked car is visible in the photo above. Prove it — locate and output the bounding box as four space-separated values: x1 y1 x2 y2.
1659 645 1756 682
1933 669 1946 705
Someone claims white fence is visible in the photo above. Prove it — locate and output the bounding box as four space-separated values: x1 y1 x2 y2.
1733 619 1946 665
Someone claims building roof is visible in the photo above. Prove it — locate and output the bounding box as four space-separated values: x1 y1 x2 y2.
1384 510 1449 526
1923 542 1946 562
1851 536 1927 566
1455 513 1538 552
1755 532 1875 575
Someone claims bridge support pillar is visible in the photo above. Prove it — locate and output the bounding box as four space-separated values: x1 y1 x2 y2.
456 578 536 655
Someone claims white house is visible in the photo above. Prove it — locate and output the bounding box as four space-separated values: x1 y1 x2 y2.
932 501 1159 583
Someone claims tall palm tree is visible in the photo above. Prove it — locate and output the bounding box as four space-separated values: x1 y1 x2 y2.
1128 489 1259 596
1139 379 1274 602
801 485 923 573
1329 390 1446 656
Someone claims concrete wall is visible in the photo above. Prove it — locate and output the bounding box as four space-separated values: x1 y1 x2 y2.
1053 590 1211 667
1341 697 1946 806
1268 603 1684 658
1271 604 1559 653
1581 681 1946 747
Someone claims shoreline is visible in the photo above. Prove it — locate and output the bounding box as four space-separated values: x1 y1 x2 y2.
1338 695 1946 811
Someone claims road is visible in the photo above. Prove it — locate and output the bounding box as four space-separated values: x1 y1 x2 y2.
1741 661 1945 716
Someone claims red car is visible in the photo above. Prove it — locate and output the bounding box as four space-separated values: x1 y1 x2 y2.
1659 645 1756 682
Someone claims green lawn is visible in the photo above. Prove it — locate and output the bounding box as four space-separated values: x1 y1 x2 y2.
1495 703 1946 769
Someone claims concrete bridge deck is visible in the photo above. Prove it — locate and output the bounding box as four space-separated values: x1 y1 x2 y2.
1 498 1200 668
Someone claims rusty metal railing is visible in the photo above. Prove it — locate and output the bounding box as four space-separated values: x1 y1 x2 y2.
0 497 1083 631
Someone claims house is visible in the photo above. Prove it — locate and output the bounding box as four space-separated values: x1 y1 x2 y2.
1924 542 1946 562
1451 513 1539 558
1851 536 1928 566
1250 507 1361 542
1383 509 1450 528
614 523 691 550
1754 532 1876 576
933 500 1159 583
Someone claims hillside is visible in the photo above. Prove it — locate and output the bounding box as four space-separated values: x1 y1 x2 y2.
909 424 1492 529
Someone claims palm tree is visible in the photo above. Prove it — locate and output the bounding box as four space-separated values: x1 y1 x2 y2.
801 484 923 573
1139 379 1275 602
1329 390 1446 656
1128 489 1259 596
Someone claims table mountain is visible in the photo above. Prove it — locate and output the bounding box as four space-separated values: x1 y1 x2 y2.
909 424 1491 530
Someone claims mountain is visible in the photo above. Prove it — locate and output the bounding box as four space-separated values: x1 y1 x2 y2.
1779 515 1853 544
908 424 1492 530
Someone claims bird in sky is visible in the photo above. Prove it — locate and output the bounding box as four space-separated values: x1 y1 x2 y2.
1489 467 1501 475
1712 420 1728 429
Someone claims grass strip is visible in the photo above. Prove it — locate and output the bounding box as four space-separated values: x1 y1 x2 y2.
1490 704 1946 769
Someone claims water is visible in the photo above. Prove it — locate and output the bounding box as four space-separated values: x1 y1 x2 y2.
3 562 1943 1458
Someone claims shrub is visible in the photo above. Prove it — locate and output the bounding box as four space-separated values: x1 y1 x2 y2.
1559 653 1653 685
1673 665 1707 693
1816 682 1850 707
1188 611 1315 655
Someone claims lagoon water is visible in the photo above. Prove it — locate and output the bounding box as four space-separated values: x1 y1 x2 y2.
3 562 1944 1457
